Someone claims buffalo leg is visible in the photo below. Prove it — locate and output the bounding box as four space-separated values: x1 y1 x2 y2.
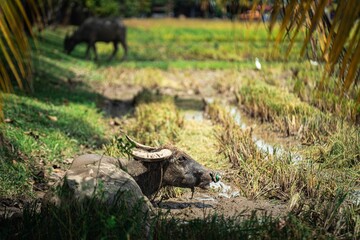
91 43 98 61
85 44 91 60
120 40 128 60
108 41 118 61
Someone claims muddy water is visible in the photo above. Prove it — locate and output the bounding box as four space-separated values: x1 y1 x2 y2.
183 111 204 122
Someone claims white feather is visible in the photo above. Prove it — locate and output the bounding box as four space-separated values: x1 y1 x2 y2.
255 58 261 70
310 60 319 66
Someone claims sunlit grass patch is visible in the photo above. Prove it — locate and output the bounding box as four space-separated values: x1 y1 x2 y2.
69 19 297 62
120 89 183 147
0 91 108 198
0 35 110 198
176 117 229 170
2 92 106 160
128 101 183 146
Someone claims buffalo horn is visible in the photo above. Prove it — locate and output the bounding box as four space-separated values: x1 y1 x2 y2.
126 135 157 150
131 149 172 162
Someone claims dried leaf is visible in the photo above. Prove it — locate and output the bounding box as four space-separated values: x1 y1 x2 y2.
47 115 58 122
4 118 13 123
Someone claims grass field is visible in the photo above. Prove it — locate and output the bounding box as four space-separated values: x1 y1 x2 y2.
0 19 359 239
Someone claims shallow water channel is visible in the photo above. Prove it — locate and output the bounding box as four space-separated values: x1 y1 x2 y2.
226 106 303 162
180 101 304 199
187 97 303 162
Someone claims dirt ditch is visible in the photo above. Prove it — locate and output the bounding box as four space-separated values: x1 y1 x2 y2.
92 69 301 220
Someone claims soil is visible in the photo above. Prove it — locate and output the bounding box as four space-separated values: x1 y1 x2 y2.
156 187 287 221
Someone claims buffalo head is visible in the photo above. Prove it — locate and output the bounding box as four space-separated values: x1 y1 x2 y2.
64 33 76 54
126 136 213 195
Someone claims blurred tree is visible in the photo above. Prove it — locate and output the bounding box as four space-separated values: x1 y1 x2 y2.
118 0 152 17
85 0 120 16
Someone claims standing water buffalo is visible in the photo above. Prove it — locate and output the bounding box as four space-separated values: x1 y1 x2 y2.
44 136 214 213
64 17 127 61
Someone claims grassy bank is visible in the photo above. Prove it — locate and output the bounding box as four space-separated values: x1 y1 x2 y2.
0 56 109 198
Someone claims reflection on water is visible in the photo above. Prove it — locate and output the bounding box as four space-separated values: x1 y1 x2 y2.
183 111 204 121
229 106 247 129
350 188 360 205
254 138 275 154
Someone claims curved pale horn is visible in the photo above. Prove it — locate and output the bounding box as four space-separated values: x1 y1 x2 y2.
126 135 157 151
131 149 172 162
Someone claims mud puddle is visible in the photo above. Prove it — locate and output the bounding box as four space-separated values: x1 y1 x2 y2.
157 189 287 220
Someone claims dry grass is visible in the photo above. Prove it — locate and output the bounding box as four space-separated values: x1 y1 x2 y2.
206 102 359 238
175 118 229 170
126 90 183 146
237 79 345 144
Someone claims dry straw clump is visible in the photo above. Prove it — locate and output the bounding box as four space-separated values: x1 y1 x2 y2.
128 89 184 146
237 80 343 144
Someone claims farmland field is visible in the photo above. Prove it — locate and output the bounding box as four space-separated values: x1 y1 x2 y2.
1 19 359 239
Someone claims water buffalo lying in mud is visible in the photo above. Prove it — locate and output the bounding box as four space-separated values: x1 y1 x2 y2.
44 136 213 213
64 17 127 61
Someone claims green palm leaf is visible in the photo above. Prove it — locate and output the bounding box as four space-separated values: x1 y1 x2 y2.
0 0 41 121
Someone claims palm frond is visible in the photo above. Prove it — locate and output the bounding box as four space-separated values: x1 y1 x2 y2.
271 0 360 103
0 0 42 121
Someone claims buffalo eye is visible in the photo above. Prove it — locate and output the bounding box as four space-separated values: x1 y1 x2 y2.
177 156 187 163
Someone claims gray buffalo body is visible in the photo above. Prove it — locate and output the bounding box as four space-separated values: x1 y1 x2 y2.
64 17 127 61
44 137 213 214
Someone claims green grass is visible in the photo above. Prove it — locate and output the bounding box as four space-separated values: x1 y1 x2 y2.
124 19 303 62
0 33 110 198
